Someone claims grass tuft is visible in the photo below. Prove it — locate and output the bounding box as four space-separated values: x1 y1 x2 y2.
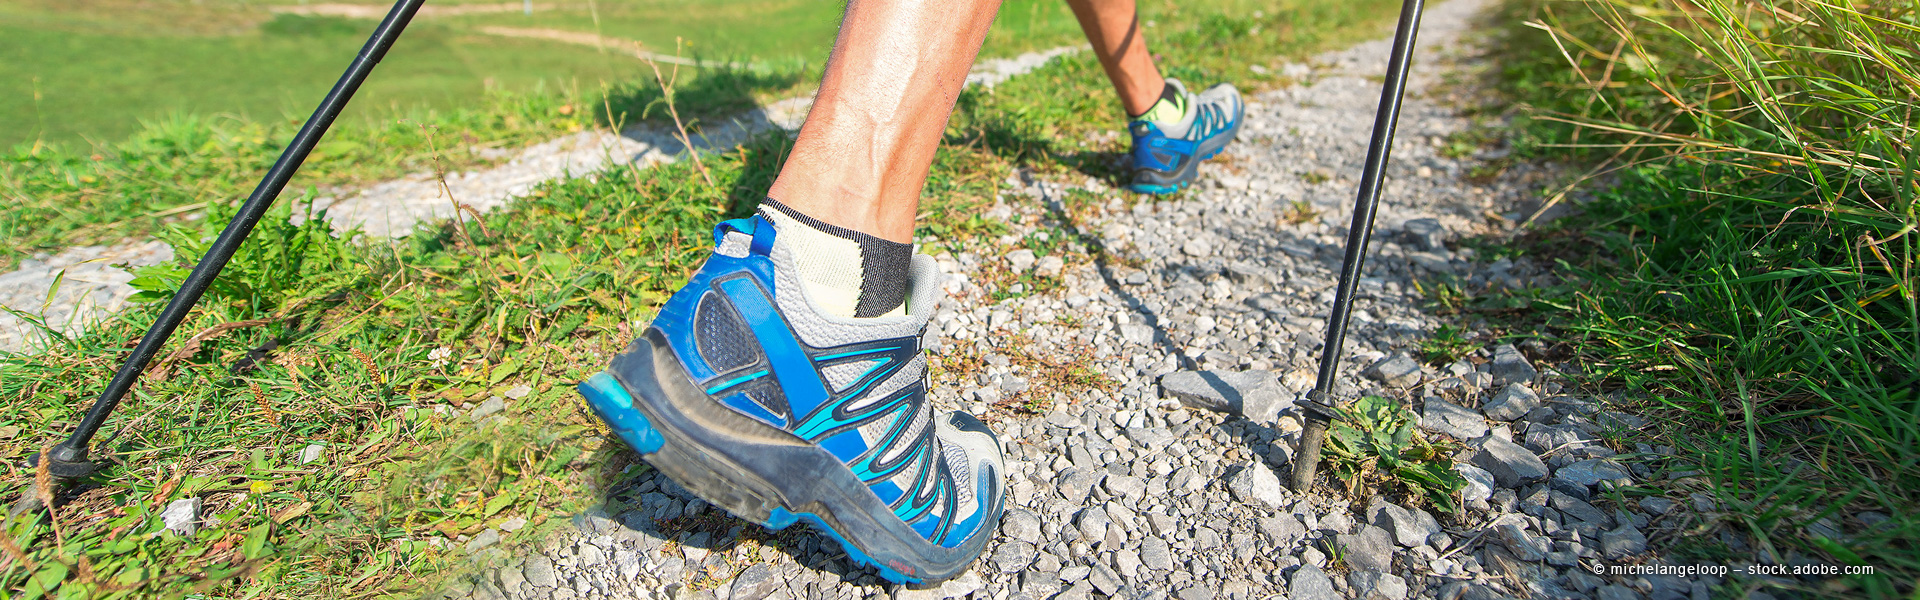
1496 0 1919 593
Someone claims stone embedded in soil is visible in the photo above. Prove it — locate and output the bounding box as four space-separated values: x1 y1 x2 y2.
1493 524 1548 561
1158 370 1291 424
1489 344 1539 384
1368 499 1441 548
1260 515 1307 547
1524 423 1596 453
1007 249 1038 273
1401 218 1448 251
1035 255 1065 278
1182 237 1214 257
522 556 557 588
1140 536 1176 572
991 541 1037 572
469 396 507 421
1639 497 1677 515
1555 458 1633 490
1228 460 1289 510
1075 506 1111 542
1349 571 1411 600
465 529 501 552
1001 508 1043 543
1551 491 1614 527
299 443 325 464
1339 525 1397 573
1456 464 1496 502
1480 383 1540 421
1289 564 1341 600
1363 353 1424 388
1420 398 1488 440
1601 524 1648 559
1473 434 1550 487
726 564 777 599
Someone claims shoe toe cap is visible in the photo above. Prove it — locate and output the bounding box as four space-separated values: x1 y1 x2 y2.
933 411 1006 541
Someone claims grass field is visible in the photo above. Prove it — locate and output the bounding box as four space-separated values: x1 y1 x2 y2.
0 4 628 148
0 0 1409 596
0 0 1091 269
1 0 1095 149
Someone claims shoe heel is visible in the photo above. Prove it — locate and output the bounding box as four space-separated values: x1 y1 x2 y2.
579 371 785 526
579 372 664 453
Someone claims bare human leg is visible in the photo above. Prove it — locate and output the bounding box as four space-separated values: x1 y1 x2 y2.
1068 0 1246 194
1066 0 1167 117
581 1 1013 586
768 0 1006 244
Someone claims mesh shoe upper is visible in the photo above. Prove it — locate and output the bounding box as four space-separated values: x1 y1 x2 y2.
648 214 1004 550
1128 78 1245 190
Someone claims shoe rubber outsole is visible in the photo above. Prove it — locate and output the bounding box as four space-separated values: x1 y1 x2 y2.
578 330 995 585
581 372 921 583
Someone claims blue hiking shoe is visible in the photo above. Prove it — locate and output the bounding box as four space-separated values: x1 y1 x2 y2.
1127 78 1245 194
578 214 1005 584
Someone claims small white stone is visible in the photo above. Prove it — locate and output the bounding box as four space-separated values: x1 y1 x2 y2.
299 443 325 465
161 498 202 536
1007 249 1038 273
1182 238 1213 257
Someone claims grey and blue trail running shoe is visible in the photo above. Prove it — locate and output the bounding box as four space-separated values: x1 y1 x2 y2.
579 213 1005 584
1127 78 1245 194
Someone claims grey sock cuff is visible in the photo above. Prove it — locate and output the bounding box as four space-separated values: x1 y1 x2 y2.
760 198 912 318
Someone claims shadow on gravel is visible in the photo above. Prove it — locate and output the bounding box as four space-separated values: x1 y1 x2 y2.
589 457 891 588
1033 182 1197 372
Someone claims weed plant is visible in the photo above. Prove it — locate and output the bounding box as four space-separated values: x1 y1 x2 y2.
1325 396 1469 513
1497 0 1918 592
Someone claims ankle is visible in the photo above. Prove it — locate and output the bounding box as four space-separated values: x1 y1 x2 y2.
760 199 910 319
1131 81 1188 125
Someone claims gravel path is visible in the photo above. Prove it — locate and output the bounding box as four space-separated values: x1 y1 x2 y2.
0 47 1079 354
438 1 1719 599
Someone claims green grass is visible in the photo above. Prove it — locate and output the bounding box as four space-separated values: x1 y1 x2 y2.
0 0 1092 270
1492 0 1918 595
0 41 810 273
0 0 1408 596
2 0 1098 149
0 11 634 148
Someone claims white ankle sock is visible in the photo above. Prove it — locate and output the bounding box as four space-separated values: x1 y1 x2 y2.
760 199 910 319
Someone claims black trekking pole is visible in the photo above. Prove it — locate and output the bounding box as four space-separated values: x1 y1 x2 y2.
16 0 428 511
1290 0 1425 493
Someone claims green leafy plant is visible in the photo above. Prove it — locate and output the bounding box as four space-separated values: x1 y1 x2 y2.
1325 396 1467 513
129 192 367 318
1412 277 1471 315
1419 324 1476 365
